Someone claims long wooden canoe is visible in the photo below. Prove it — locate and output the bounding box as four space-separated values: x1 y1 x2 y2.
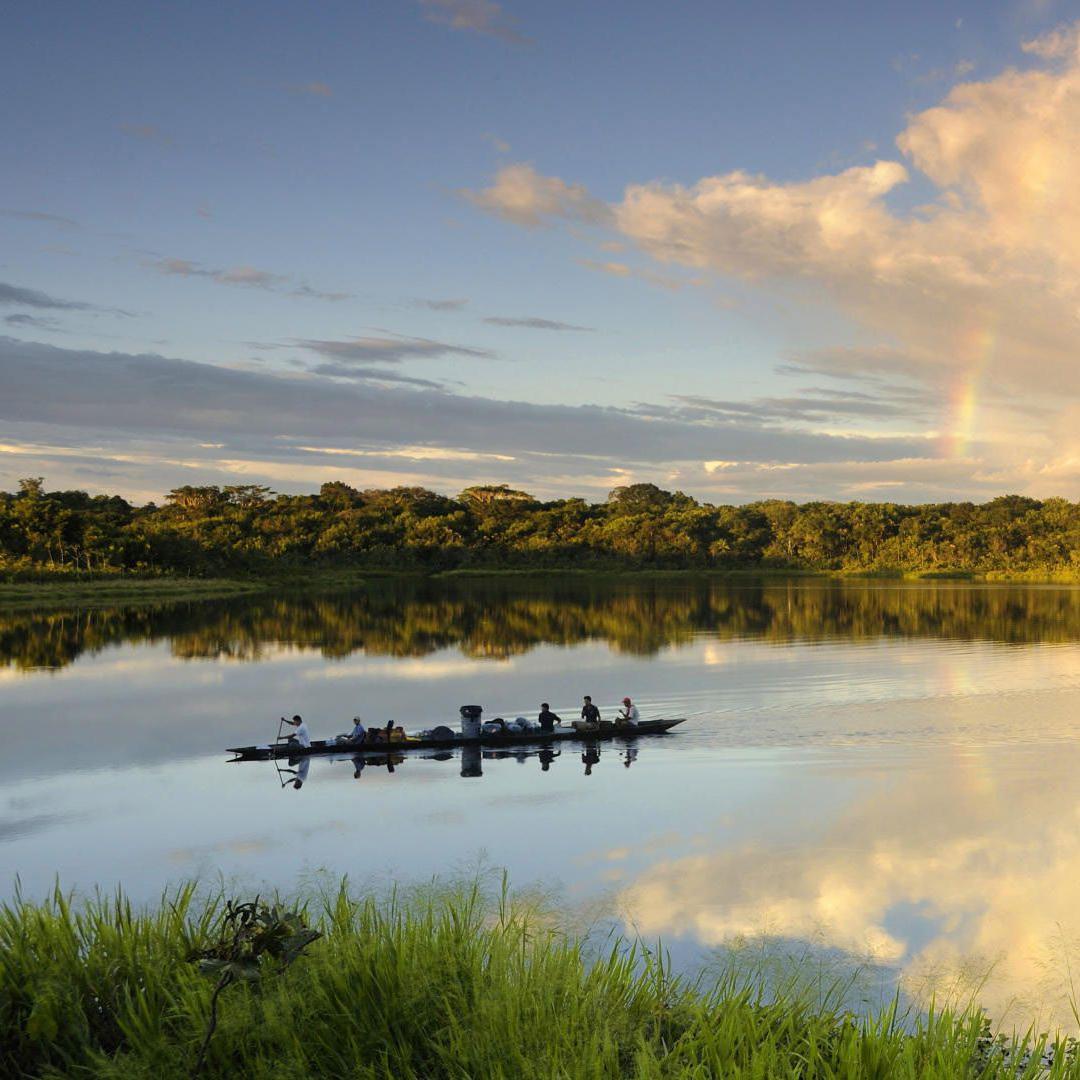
227 718 685 761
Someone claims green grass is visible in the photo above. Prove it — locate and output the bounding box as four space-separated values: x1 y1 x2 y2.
2 564 1077 611
2 880 1078 1079
0 577 264 609
0 569 393 610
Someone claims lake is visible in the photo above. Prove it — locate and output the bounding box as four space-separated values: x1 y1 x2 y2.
3 576 1080 1031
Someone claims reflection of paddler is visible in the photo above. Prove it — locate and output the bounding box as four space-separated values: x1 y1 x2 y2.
351 755 365 779
623 747 638 769
539 747 560 772
283 756 310 789
582 744 600 776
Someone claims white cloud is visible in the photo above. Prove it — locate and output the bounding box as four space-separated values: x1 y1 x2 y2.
464 25 1080 487
1021 22 1080 60
463 164 611 228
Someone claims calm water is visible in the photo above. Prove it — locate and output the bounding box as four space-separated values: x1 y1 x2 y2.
3 577 1080 1029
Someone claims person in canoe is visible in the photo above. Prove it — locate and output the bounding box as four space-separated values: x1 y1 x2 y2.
538 703 561 732
282 715 311 748
616 697 640 727
581 695 601 725
346 717 367 744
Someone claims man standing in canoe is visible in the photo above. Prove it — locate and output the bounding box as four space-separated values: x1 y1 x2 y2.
581 695 600 725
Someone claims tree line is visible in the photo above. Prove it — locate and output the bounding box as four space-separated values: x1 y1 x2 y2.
1 477 1078 579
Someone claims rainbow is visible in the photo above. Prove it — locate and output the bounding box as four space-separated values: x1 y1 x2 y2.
943 319 997 459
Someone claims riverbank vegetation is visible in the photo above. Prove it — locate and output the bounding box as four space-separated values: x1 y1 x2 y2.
2 478 1078 582
2 880 1076 1079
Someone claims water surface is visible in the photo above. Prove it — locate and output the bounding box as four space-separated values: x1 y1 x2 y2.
3 577 1080 1029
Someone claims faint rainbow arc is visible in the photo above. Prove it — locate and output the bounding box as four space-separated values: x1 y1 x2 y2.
943 318 998 459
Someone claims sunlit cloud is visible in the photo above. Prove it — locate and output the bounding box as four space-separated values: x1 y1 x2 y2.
463 24 1080 490
419 0 528 45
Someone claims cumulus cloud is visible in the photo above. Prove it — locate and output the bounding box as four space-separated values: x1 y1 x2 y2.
420 0 528 44
467 26 1080 416
482 316 594 331
1022 21 1080 60
463 164 611 228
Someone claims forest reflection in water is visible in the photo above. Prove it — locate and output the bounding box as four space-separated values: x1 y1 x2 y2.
4 576 1080 1035
3 575 1080 672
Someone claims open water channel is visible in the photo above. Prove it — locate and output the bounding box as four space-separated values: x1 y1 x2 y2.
3 576 1080 1030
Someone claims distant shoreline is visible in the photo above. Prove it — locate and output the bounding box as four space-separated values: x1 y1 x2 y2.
2 564 1078 610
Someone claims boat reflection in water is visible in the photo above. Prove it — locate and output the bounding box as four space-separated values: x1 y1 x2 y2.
263 740 642 789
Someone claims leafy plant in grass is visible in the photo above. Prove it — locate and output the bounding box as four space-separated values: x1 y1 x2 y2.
186 897 320 1077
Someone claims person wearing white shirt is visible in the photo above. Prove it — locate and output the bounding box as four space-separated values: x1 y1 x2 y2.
347 717 366 743
617 697 640 726
282 714 311 748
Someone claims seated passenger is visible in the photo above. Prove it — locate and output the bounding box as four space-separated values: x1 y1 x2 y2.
617 697 640 726
581 695 600 725
538 703 561 732
348 717 367 743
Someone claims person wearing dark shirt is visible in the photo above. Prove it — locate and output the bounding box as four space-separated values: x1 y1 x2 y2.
581 695 601 724
538 703 561 732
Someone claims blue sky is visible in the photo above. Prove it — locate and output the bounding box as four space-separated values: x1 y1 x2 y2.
2 1 1079 503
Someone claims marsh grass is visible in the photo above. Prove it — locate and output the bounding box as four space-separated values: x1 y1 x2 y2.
2 878 1079 1079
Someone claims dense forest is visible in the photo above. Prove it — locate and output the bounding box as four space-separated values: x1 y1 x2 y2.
1 477 1078 579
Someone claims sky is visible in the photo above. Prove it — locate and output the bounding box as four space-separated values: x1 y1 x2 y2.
2 0 1079 505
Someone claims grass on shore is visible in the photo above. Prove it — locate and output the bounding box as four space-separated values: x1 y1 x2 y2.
0 576 264 609
0 569 389 610
1 563 1077 611
2 879 1077 1079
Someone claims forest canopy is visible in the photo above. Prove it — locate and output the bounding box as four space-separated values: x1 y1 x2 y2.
1 478 1077 579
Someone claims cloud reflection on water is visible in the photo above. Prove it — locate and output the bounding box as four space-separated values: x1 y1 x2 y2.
619 741 1080 1032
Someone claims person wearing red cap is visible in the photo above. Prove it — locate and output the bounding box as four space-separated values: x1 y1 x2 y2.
617 697 640 727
